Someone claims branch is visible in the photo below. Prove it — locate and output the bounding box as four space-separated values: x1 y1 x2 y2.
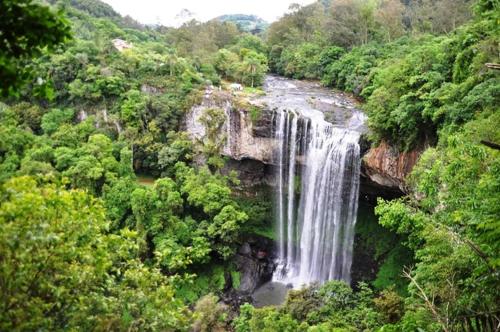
443 225 495 274
403 269 450 332
480 140 500 151
485 63 500 70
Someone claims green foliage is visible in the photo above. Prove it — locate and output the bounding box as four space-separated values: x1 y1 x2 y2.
15 1 213 174
375 110 500 330
249 105 263 124
236 185 274 239
41 108 75 134
175 263 240 304
102 177 139 229
231 270 241 289
282 43 323 79
240 51 268 87
67 0 120 18
108 162 248 272
2 0 498 330
120 89 147 127
215 48 241 79
0 176 190 331
214 46 268 87
373 287 405 324
0 0 72 97
234 304 300 332
235 281 381 331
213 33 269 87
178 163 247 259
232 34 269 55
322 42 385 94
198 108 228 170
0 0 258 330
209 205 248 258
158 131 194 176
267 0 497 149
8 102 45 133
165 19 241 61
0 105 36 182
192 293 228 332
363 21 499 148
354 201 413 294
372 245 412 294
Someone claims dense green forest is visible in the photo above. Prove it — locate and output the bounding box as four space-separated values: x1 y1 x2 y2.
0 0 498 331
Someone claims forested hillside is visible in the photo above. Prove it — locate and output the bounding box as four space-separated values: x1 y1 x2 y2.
0 0 268 330
215 14 269 34
0 0 498 331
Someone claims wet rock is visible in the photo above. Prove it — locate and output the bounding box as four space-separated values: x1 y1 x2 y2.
220 289 254 309
234 255 265 293
252 110 273 138
362 141 424 193
221 159 270 187
359 174 404 203
256 250 267 259
239 242 252 256
233 235 276 294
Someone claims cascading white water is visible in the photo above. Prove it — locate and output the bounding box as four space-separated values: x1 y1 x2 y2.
273 109 361 286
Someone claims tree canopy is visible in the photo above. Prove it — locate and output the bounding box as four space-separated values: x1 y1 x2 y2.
0 0 72 97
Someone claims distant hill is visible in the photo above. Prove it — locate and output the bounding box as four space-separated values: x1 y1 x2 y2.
214 14 269 34
64 0 120 18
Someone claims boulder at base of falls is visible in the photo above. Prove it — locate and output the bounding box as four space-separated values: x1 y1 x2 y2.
233 235 276 294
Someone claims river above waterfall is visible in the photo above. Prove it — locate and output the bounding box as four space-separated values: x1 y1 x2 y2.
252 75 366 294
254 75 366 133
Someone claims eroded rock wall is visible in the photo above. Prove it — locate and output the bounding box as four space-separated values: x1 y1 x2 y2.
184 87 423 194
362 141 423 193
183 89 275 165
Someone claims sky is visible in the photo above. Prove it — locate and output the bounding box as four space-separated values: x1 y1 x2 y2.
101 0 316 27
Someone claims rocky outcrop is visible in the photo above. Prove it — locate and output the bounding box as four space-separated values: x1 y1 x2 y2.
233 236 276 294
362 141 423 193
183 88 275 165
112 38 133 51
221 159 273 188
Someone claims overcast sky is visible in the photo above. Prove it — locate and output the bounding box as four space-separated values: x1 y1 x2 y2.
101 0 316 27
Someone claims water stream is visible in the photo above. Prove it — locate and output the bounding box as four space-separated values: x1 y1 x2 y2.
258 76 365 288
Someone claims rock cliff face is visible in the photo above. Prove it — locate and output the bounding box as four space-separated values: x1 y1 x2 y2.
184 87 423 193
183 88 275 165
183 87 276 187
362 141 423 193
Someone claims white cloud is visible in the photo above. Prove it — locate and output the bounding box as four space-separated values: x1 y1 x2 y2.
101 0 316 26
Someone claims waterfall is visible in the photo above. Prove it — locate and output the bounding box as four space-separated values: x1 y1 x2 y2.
273 109 361 286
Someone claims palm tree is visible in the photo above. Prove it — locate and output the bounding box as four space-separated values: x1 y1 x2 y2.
243 55 261 88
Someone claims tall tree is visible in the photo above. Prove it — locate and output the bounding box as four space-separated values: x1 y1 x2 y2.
407 0 473 34
0 0 71 97
375 0 405 42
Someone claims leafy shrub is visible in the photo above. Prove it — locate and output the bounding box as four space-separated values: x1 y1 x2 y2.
192 293 228 332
